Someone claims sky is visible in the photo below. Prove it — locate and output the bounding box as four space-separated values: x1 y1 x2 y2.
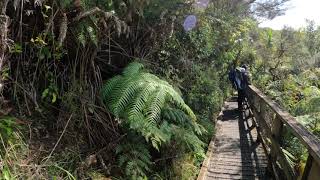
259 0 320 30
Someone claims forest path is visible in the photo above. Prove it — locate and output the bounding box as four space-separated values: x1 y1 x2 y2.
198 97 269 180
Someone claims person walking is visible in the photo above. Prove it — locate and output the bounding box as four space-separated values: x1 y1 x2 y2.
229 64 251 111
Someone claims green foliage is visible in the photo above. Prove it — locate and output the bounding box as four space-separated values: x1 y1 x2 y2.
0 116 16 142
0 127 77 179
172 154 199 180
186 65 224 118
76 21 99 47
295 97 320 116
0 118 25 179
10 43 22 54
251 22 320 173
102 62 206 178
116 135 152 179
42 73 59 103
282 147 297 171
101 62 203 149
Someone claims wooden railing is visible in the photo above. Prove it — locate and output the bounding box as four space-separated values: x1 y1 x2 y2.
245 85 320 180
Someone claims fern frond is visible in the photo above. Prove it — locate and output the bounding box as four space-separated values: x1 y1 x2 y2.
282 148 296 169
101 75 122 100
145 87 167 124
162 108 188 124
112 78 142 116
122 62 144 76
172 126 206 157
127 83 156 119
116 136 152 179
102 62 201 149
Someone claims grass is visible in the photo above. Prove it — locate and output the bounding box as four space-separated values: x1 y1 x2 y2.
0 116 78 179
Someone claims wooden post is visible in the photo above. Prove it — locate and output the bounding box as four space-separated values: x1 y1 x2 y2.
260 100 266 121
302 155 320 180
271 115 283 166
267 115 284 179
302 155 313 180
272 115 283 144
272 116 296 180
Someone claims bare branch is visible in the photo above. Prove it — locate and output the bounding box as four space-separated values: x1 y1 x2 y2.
0 14 9 91
57 13 68 47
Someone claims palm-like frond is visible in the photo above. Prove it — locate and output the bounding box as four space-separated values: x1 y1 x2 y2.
101 62 200 148
172 125 206 158
122 62 144 76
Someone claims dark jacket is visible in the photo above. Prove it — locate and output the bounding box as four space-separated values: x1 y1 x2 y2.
230 67 251 90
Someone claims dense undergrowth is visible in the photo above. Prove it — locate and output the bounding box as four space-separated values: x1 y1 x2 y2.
0 0 310 179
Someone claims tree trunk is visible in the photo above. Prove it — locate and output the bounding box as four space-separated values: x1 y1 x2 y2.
0 0 9 92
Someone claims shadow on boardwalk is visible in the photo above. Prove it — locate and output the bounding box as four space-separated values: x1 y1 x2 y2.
199 97 270 180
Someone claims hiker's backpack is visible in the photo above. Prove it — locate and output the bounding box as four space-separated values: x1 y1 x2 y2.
228 69 237 89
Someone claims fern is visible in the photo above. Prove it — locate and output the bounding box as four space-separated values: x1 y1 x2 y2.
171 126 206 158
116 135 152 179
162 107 206 135
282 148 297 170
103 62 207 178
101 62 201 149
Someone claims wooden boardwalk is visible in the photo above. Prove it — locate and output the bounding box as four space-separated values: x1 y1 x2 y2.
198 98 269 180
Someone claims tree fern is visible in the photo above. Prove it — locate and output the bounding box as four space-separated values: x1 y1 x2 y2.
171 126 206 158
102 62 207 178
101 62 202 149
162 107 206 135
115 135 152 179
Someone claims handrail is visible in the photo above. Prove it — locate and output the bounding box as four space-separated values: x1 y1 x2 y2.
245 85 320 180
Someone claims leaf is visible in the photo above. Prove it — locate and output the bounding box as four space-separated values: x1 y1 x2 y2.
52 93 57 103
2 167 11 180
35 36 47 46
44 5 51 11
42 12 49 18
42 88 49 98
10 43 22 54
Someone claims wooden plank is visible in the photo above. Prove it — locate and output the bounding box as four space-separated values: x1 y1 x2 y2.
247 85 320 165
198 99 268 180
197 121 219 180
